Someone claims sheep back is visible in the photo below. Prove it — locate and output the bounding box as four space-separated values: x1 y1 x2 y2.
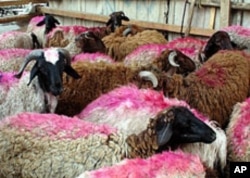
102 30 167 61
56 61 149 116
165 50 250 128
0 112 131 178
77 151 207 178
226 97 250 162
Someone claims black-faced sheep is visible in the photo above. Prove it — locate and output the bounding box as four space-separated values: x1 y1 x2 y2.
55 49 196 116
0 48 80 119
77 84 227 173
0 106 216 178
139 50 250 129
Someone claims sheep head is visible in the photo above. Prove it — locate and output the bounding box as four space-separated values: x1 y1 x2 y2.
152 49 196 77
126 106 216 158
36 14 60 34
106 11 130 32
14 48 80 96
202 31 233 62
75 31 106 53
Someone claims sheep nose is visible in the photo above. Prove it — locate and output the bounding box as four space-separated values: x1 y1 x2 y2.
208 132 216 142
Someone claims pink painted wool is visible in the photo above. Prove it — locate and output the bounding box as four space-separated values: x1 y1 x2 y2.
72 52 115 63
28 15 45 26
0 48 31 61
1 112 117 140
230 98 250 157
78 85 208 122
0 71 19 89
165 36 207 50
222 25 250 37
79 151 205 178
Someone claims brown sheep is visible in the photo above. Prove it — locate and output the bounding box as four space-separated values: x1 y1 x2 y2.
140 50 250 129
55 49 195 116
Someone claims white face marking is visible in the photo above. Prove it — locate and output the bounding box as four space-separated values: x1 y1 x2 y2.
44 48 59 65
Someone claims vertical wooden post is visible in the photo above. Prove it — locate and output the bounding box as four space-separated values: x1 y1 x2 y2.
220 0 231 28
184 0 196 36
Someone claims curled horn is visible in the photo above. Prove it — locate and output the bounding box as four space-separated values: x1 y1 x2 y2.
168 51 180 67
123 26 132 36
14 49 44 79
83 31 95 40
139 71 158 88
57 48 71 66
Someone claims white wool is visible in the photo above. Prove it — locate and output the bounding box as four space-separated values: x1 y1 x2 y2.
44 48 59 64
0 74 47 120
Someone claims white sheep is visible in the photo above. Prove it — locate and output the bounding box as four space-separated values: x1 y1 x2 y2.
226 97 250 162
0 48 80 119
77 85 227 173
0 31 41 50
0 105 216 178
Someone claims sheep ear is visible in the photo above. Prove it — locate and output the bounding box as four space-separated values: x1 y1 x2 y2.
122 16 130 21
156 122 173 146
36 19 45 26
64 65 81 79
28 64 39 86
106 19 112 27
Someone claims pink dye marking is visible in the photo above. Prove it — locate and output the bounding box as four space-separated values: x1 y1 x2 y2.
222 25 250 37
3 112 117 140
0 48 31 60
0 71 19 88
0 31 24 39
72 52 114 63
232 98 250 157
85 151 205 178
28 15 45 25
195 62 226 87
79 85 209 122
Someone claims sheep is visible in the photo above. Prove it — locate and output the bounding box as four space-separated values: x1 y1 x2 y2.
77 151 209 178
139 50 250 129
221 25 250 52
102 29 167 61
0 105 216 178
55 49 195 116
226 97 250 162
72 52 115 64
0 48 32 72
0 48 80 119
0 31 41 49
77 85 227 173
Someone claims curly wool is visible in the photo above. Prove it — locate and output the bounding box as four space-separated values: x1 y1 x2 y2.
102 30 167 61
0 49 33 72
72 52 115 64
77 151 206 178
0 72 46 120
226 97 250 162
163 50 250 128
0 31 35 49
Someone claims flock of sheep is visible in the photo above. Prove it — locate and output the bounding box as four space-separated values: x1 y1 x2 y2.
0 10 249 178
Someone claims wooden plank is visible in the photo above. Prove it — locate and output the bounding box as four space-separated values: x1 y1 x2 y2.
38 6 215 37
0 13 39 23
0 0 48 6
188 0 250 11
208 7 216 29
184 0 196 36
220 0 231 28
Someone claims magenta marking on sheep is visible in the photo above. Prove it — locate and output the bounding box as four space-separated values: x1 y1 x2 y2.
72 52 115 63
232 98 250 157
81 151 205 178
0 72 19 89
4 112 117 140
78 85 208 122
222 25 250 37
28 15 45 25
0 48 31 60
195 62 226 87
